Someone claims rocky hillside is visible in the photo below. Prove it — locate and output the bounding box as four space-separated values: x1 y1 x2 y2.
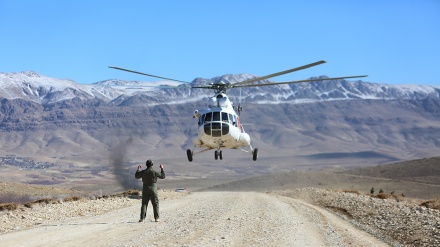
0 71 440 171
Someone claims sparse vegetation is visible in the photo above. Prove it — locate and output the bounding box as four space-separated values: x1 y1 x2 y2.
0 190 142 211
63 196 82 202
277 187 440 246
374 192 393 199
112 189 141 198
0 189 186 236
420 197 440 210
24 198 61 208
0 203 18 211
341 189 360 195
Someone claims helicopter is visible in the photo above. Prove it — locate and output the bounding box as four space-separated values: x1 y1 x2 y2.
109 60 367 162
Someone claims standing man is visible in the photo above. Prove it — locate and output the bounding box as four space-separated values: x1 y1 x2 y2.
135 159 165 222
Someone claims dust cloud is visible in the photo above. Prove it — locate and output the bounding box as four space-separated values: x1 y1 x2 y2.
109 137 140 190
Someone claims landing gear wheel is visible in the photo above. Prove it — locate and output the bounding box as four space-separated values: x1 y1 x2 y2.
187 149 193 162
214 150 219 160
219 150 223 160
252 148 259 161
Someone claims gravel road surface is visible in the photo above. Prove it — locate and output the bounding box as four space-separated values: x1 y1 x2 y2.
0 191 386 246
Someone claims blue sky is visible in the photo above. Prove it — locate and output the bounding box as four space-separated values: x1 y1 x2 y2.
1 1 439 86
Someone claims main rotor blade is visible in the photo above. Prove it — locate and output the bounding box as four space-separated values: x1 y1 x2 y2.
191 85 216 89
109 66 191 84
233 60 326 86
233 75 368 88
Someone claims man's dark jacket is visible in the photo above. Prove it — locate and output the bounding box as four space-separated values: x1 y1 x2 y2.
135 167 165 188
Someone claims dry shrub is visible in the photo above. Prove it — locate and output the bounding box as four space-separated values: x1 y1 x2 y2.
34 198 60 204
374 193 393 199
341 189 360 195
0 190 139 211
23 198 60 208
391 194 405 202
95 190 141 200
125 189 141 196
98 195 109 199
113 190 140 197
420 197 440 210
0 203 18 211
63 196 82 202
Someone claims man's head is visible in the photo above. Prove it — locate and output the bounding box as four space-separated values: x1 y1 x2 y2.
146 159 153 167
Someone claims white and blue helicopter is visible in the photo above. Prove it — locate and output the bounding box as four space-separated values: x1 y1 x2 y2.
109 60 367 162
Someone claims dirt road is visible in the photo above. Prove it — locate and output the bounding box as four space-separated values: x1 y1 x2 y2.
0 192 386 246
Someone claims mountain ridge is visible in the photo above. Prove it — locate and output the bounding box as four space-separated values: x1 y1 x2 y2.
2 71 440 106
1 70 440 176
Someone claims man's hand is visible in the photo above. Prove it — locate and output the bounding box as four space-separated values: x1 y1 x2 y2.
159 164 164 169
137 165 141 171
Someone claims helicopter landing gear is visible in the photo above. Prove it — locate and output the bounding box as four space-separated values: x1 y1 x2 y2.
214 150 223 160
252 148 258 161
187 149 193 162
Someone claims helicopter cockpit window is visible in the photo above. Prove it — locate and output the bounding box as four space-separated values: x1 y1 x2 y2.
205 112 212 122
213 111 221 121
222 112 229 123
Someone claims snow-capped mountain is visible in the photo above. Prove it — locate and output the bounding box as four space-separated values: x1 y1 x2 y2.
1 71 439 106
0 71 124 104
213 75 440 104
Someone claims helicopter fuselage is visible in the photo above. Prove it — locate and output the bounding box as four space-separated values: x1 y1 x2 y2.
192 93 251 150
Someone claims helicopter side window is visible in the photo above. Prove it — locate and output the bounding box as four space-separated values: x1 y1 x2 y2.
222 112 229 123
205 112 212 122
213 111 220 121
231 114 237 126
199 114 205 125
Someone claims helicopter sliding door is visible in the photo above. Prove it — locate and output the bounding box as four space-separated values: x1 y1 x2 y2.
203 111 229 137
